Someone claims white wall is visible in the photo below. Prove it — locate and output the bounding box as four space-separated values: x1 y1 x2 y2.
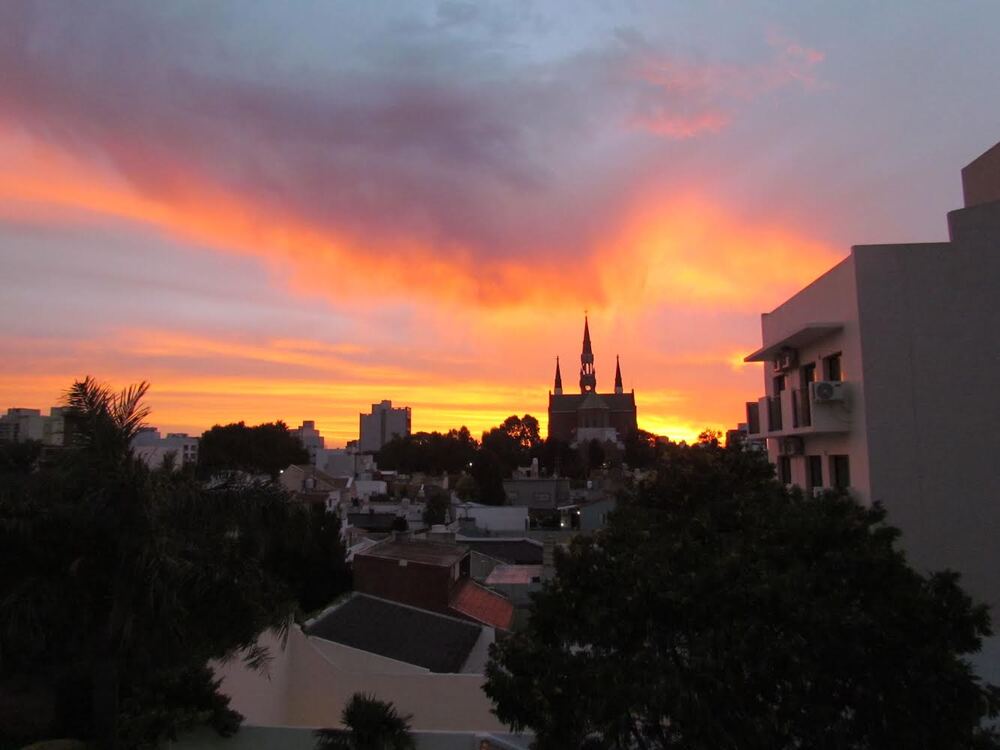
214 626 507 732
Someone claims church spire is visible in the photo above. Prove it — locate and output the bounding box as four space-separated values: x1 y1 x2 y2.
614 355 623 394
579 314 597 393
553 356 563 395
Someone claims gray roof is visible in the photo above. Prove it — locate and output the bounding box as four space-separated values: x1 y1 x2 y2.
305 594 482 673
347 512 398 531
464 539 544 565
549 391 636 413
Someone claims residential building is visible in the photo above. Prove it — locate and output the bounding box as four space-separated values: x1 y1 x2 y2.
548 316 638 446
279 464 354 511
353 538 514 630
130 428 199 470
359 399 411 453
210 595 509 733
290 420 325 464
502 477 570 509
744 141 1000 681
0 406 68 445
454 503 530 535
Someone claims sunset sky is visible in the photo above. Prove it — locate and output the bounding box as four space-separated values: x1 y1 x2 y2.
2 1 1000 445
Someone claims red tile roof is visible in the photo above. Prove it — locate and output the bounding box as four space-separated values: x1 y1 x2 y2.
449 578 514 631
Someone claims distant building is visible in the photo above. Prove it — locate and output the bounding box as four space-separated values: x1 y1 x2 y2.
502 477 571 509
279 464 354 511
290 420 325 464
358 400 411 453
548 316 638 445
131 428 199 470
0 406 69 445
744 140 1000 682
318 447 375 477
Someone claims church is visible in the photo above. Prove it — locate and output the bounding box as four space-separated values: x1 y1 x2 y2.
547 317 638 445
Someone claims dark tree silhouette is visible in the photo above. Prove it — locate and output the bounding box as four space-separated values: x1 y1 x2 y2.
315 692 415 750
0 378 343 749
198 420 309 479
486 438 1000 749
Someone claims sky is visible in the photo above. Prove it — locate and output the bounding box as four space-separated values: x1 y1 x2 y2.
2 1 999 445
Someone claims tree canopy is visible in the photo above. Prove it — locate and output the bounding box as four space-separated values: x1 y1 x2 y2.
198 420 309 478
375 427 477 474
485 436 1000 749
0 378 349 748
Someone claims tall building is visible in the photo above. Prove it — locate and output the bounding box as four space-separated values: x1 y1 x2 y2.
0 406 70 446
547 317 638 445
744 140 1000 681
359 400 411 453
131 428 199 470
291 420 325 464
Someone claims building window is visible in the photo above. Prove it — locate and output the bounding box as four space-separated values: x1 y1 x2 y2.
824 353 843 382
807 455 823 493
831 455 850 490
778 456 792 485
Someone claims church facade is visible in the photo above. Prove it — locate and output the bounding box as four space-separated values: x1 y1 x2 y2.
547 317 638 445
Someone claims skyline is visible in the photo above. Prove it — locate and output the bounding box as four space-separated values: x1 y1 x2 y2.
3 2 1000 445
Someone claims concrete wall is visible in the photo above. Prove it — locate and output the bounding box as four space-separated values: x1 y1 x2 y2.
353 554 456 614
456 505 529 533
213 627 507 732
853 228 1000 683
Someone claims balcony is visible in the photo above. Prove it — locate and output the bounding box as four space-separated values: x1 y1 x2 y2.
751 383 852 438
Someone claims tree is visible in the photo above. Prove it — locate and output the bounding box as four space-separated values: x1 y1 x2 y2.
198 420 309 478
485 438 1000 749
481 415 542 474
0 378 332 749
422 486 451 526
376 428 478 475
315 692 415 750
470 449 506 506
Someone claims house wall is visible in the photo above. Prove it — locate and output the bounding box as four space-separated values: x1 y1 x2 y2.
353 555 455 613
213 627 507 732
457 505 529 533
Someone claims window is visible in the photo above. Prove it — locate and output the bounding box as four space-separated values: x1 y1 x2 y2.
831 455 850 490
807 455 823 493
801 362 816 386
824 353 843 382
778 456 792 485
773 374 786 394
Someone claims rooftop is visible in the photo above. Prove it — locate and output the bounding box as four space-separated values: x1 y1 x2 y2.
462 538 544 565
744 323 843 362
359 538 468 567
485 564 544 586
450 579 515 631
306 594 483 673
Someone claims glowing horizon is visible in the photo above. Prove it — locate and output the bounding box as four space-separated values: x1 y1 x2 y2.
1 3 995 449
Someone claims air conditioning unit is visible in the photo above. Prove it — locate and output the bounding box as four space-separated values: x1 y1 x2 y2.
779 437 804 456
811 486 826 498
772 348 798 373
811 380 846 403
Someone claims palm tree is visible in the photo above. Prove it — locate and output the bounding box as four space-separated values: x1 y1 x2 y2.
1 378 317 749
315 693 415 750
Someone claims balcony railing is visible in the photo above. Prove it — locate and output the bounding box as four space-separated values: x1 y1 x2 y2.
792 387 812 428
746 402 761 435
767 396 783 432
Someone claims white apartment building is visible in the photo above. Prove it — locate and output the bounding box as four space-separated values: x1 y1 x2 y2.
0 406 68 445
359 399 411 453
131 428 199 470
290 419 325 463
745 141 1000 680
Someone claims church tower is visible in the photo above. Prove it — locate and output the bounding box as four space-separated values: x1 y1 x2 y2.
579 316 597 393
614 355 623 394
553 357 563 395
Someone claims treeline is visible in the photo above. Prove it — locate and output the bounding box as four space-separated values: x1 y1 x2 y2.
0 379 350 748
